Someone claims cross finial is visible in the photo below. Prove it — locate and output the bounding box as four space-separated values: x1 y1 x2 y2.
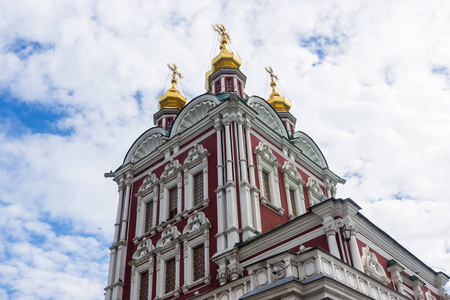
265 66 279 82
167 63 183 81
212 24 230 50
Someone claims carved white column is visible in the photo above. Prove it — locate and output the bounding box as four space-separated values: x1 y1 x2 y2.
215 121 226 252
112 172 133 300
223 118 239 247
237 116 254 240
245 121 261 233
323 218 341 259
105 179 126 300
348 225 364 272
284 257 293 277
224 120 233 183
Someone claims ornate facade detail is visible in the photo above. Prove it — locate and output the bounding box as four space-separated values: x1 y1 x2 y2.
306 177 326 206
161 160 182 179
254 141 278 163
361 246 391 285
325 178 337 198
248 101 282 135
183 211 211 235
156 225 181 248
184 144 209 165
131 134 165 163
132 238 154 261
281 161 302 183
177 101 216 133
138 172 158 194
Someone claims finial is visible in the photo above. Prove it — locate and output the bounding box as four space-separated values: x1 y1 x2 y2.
265 66 279 94
167 63 183 88
212 24 230 51
265 66 292 112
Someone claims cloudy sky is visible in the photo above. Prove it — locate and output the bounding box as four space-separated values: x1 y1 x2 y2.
0 0 449 299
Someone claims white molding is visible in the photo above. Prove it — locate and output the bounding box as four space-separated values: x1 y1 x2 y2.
355 220 441 294
254 141 283 215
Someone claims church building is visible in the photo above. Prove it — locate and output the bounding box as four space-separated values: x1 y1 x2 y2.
104 25 449 300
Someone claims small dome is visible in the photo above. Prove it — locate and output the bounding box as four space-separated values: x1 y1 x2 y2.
267 80 291 112
158 65 187 110
265 67 291 113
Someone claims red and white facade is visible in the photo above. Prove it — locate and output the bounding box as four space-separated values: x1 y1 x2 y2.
104 54 449 300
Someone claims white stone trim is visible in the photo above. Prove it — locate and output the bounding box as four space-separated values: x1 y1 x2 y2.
254 141 284 215
306 177 326 207
182 231 211 294
130 256 154 300
361 245 391 285
159 160 182 223
135 172 159 238
281 161 306 218
155 244 181 300
183 144 210 211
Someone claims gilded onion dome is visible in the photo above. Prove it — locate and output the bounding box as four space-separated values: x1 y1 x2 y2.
205 24 242 91
158 63 187 110
265 66 292 112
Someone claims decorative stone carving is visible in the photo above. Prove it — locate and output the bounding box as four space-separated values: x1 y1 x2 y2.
184 144 209 165
254 142 278 163
131 134 165 163
325 178 337 198
132 238 154 260
183 211 211 235
161 160 181 179
361 246 391 285
178 101 216 133
156 224 181 247
387 260 405 295
291 132 327 168
139 172 158 194
306 177 326 206
281 161 303 183
248 102 282 134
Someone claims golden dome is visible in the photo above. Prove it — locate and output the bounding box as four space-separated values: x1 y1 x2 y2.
265 67 291 112
158 64 187 110
205 24 241 91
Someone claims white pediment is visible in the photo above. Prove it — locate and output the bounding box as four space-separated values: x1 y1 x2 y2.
131 134 165 163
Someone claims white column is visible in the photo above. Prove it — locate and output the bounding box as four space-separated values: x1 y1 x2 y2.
323 218 341 259
224 121 233 183
245 122 261 233
215 121 226 252
349 226 364 272
284 257 293 277
325 227 341 259
224 119 239 247
112 173 133 300
237 117 254 240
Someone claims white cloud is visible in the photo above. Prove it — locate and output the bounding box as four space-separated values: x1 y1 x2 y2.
0 0 449 298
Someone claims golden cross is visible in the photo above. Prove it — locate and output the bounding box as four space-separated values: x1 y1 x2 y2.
212 24 230 42
265 66 279 82
167 63 183 80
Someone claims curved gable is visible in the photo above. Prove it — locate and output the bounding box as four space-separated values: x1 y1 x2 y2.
123 127 168 164
170 93 220 137
291 131 328 168
247 96 288 138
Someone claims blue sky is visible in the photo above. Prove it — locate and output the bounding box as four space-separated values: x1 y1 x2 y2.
0 0 450 299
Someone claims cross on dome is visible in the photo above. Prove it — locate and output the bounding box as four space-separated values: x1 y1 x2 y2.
212 24 230 51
